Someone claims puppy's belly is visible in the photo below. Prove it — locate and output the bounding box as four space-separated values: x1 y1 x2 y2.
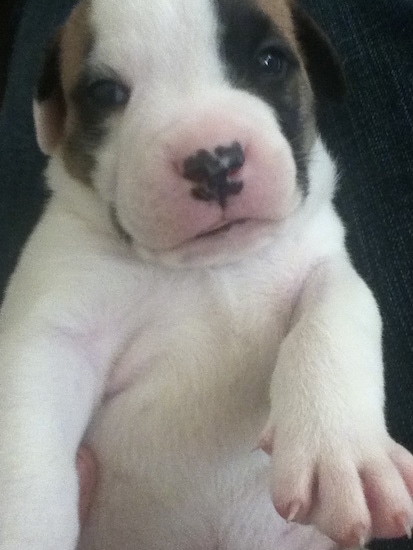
78 344 335 550
80 333 268 543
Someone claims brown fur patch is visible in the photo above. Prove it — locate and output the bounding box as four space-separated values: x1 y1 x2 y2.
257 0 316 150
256 0 296 48
59 0 96 185
60 0 92 99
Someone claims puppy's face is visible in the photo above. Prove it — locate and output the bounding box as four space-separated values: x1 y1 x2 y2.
35 0 343 267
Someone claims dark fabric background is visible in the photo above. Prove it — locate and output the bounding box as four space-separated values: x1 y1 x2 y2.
0 0 75 299
0 1 412 548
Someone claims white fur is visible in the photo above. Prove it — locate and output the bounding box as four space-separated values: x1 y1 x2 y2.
1 1 412 549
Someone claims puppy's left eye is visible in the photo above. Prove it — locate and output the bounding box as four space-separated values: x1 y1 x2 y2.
256 47 288 78
87 79 130 108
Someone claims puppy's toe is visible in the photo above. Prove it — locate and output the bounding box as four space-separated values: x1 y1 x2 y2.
361 451 413 540
310 458 371 547
270 449 315 525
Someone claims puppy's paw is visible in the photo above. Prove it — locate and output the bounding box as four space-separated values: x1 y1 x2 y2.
259 428 413 547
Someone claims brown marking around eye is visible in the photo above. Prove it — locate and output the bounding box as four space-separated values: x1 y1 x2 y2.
60 0 93 100
256 0 316 151
58 0 99 185
256 0 296 47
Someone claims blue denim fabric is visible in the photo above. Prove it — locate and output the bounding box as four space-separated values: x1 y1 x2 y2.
0 1 412 548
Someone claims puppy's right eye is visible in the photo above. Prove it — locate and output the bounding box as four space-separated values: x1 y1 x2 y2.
86 79 130 108
256 46 288 79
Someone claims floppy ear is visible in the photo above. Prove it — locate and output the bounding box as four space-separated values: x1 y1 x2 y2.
33 35 66 155
292 5 346 101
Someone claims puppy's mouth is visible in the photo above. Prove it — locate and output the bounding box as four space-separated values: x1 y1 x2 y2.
194 218 249 240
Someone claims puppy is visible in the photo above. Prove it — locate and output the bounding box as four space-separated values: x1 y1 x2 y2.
1 0 413 549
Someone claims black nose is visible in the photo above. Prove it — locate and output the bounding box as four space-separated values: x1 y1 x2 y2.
183 141 245 208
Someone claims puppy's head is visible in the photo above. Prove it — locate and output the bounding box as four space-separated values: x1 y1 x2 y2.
34 0 344 267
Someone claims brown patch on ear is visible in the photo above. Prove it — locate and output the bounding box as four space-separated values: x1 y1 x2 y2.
58 0 96 185
291 4 346 101
34 34 66 155
256 0 297 48
59 0 93 100
34 0 93 157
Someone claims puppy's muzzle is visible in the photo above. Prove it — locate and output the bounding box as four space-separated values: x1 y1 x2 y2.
183 141 245 209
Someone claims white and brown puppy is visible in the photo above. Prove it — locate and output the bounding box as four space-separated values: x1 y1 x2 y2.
1 0 413 549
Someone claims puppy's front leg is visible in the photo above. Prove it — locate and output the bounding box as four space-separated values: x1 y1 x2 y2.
261 256 413 547
0 313 108 550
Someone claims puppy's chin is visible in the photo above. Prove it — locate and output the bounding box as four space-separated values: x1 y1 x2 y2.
131 218 281 268
116 185 304 268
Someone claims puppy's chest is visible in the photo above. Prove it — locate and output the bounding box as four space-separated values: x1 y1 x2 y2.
106 261 299 407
